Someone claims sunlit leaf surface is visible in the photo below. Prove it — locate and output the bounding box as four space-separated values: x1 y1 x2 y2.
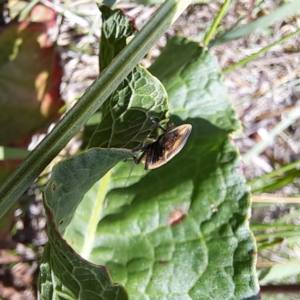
39 6 259 300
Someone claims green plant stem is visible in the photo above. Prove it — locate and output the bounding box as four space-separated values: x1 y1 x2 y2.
203 0 231 46
0 0 192 219
210 0 300 47
243 105 300 162
223 27 300 74
255 230 300 241
82 13 101 53
257 239 283 251
248 159 300 186
251 223 300 231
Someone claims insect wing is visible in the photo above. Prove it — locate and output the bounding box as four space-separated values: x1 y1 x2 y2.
148 124 192 169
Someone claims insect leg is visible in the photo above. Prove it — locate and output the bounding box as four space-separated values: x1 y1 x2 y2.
132 145 144 152
150 117 166 132
133 151 146 165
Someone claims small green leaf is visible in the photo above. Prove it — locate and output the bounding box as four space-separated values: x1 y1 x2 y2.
86 65 169 149
83 6 169 150
44 148 133 233
259 262 300 285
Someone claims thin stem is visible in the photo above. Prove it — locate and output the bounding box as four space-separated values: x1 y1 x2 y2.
251 223 300 231
203 0 231 46
223 27 300 73
19 0 40 21
252 195 300 204
255 230 300 241
248 159 300 186
242 106 300 162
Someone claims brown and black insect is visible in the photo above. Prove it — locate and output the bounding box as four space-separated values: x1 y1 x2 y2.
132 118 192 170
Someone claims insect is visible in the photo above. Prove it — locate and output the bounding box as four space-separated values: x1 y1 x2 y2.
132 118 192 170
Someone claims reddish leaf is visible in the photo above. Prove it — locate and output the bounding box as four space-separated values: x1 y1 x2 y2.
0 4 62 146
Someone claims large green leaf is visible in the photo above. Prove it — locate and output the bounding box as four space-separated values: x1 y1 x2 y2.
61 42 259 300
39 8 259 300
